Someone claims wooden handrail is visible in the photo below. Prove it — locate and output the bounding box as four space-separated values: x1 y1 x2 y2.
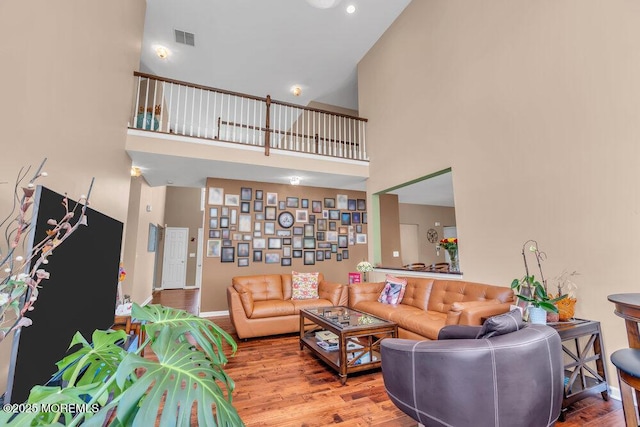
133 71 367 122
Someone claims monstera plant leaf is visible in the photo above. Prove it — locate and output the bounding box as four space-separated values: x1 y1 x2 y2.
132 303 237 365
0 383 102 426
56 329 129 396
84 325 243 427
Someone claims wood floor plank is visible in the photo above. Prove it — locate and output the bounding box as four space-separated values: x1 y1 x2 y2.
152 290 625 426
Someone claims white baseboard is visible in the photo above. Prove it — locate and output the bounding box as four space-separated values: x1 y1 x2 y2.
141 295 153 306
609 385 621 401
200 310 229 318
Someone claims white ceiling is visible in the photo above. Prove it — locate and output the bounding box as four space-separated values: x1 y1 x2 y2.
140 0 411 110
387 172 455 207
133 0 453 207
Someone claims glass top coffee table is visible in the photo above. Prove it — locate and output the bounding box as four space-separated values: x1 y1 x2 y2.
299 306 397 384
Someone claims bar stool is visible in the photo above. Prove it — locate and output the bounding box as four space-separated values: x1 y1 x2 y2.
611 348 640 426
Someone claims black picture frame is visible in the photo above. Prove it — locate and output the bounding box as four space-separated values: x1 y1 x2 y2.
304 251 315 265
254 200 263 212
338 235 348 248
279 201 286 210
357 199 366 210
281 258 292 267
253 250 263 262
312 200 322 213
316 250 324 261
352 212 361 224
265 206 277 220
329 210 340 220
241 187 252 201
341 212 351 225
286 197 299 208
241 201 250 213
221 247 235 262
342 249 349 259
324 198 335 208
293 249 303 258
303 237 316 249
255 190 263 200
237 242 250 257
348 199 357 211
301 199 309 208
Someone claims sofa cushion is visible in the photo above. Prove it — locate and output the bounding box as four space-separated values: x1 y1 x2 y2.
232 275 284 301
291 297 335 313
292 271 319 300
251 300 296 319
476 309 525 339
399 278 434 310
378 275 408 304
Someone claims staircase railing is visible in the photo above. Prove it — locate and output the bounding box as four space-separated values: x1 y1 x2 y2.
130 72 368 161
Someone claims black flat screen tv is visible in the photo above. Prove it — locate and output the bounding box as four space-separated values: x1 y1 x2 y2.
7 185 123 403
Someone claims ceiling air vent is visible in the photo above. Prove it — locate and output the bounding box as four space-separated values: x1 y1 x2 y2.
175 29 195 46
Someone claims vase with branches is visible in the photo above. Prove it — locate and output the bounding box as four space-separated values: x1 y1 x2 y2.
0 159 93 342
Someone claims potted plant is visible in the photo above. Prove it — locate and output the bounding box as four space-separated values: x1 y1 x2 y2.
0 304 242 426
511 240 567 324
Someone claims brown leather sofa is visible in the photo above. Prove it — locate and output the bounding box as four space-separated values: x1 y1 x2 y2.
348 277 515 340
227 273 348 339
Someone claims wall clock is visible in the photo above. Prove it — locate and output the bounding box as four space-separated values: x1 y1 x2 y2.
427 228 438 243
278 211 295 228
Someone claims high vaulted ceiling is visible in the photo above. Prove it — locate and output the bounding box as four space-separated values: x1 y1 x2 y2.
134 1 452 207
140 0 411 111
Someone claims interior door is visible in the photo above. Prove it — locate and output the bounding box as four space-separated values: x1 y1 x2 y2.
161 227 188 289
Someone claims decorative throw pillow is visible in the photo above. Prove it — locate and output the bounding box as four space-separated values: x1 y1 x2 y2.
292 271 320 300
377 274 408 305
475 309 525 339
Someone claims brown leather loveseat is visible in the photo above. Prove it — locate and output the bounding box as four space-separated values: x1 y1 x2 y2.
228 273 348 339
348 276 515 340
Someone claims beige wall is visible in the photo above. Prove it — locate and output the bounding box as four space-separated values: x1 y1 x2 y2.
0 0 146 396
202 178 368 312
122 177 166 303
164 186 204 287
399 204 457 266
359 0 640 381
378 194 402 268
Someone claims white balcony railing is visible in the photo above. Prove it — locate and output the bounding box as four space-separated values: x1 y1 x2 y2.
130 72 368 161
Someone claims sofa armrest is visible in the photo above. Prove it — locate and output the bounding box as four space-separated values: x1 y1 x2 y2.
227 285 254 318
348 282 385 307
456 302 513 326
318 280 348 306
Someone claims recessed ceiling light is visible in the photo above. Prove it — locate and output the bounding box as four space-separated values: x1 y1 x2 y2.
291 86 302 96
130 167 142 177
306 0 342 9
346 4 356 14
289 176 301 186
155 46 169 59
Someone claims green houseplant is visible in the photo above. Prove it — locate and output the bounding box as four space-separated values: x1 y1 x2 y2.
511 240 567 323
0 303 242 426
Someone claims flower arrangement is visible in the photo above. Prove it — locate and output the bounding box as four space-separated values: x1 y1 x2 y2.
356 261 373 272
439 238 458 251
510 240 567 315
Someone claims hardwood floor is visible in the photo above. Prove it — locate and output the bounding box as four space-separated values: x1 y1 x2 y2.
153 290 625 426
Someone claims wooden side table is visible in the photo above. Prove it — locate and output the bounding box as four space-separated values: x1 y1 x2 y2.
549 319 609 421
113 315 146 354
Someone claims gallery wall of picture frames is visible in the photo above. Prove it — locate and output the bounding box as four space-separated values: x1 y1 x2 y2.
206 185 368 267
